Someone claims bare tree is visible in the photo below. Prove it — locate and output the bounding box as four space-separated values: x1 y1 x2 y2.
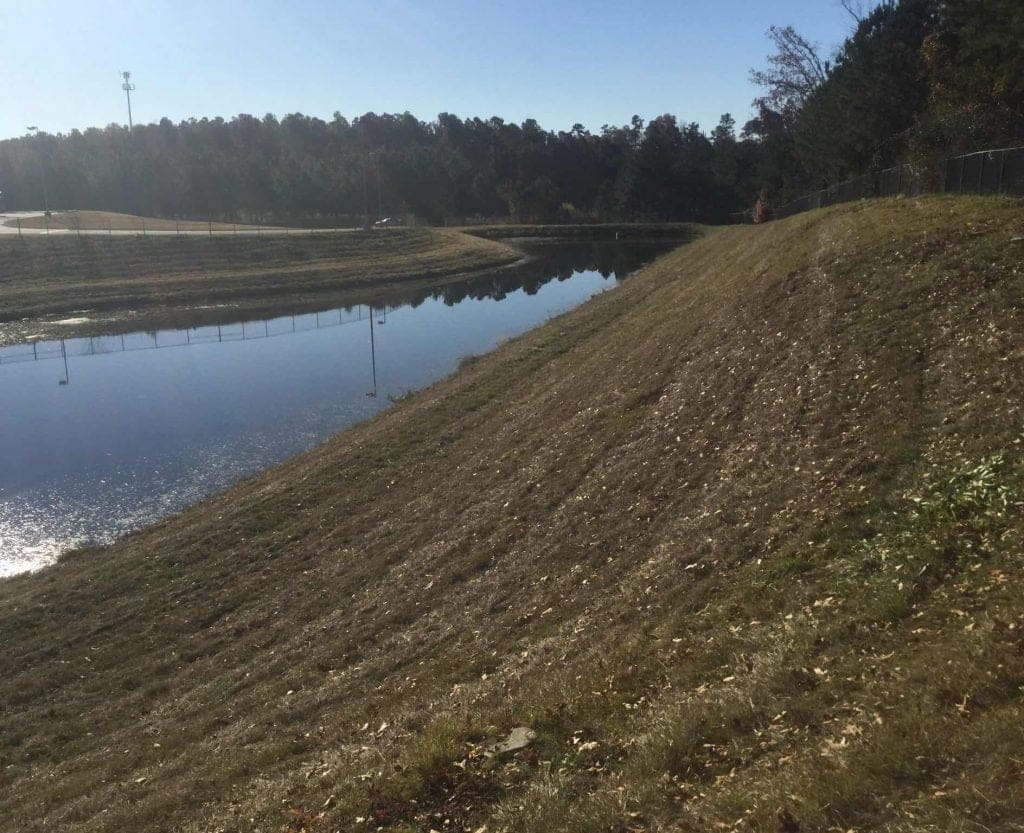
838 0 866 25
750 26 829 120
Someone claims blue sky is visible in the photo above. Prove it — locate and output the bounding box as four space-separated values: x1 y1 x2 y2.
0 1 855 141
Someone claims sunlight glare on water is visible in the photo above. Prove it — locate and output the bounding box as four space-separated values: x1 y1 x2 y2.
0 242 671 575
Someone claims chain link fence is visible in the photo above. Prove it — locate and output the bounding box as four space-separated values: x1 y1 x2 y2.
944 146 1024 196
734 146 1024 223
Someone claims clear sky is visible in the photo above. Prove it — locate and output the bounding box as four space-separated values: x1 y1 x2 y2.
0 0 855 141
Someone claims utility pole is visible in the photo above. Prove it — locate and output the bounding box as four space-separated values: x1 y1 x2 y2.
121 71 136 130
361 156 372 230
374 153 383 220
26 126 50 213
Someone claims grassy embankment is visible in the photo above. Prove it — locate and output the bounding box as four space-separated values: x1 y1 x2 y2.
5 210 267 233
462 222 697 240
0 227 521 343
2 197 1024 832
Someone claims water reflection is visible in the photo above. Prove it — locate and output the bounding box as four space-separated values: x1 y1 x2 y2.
368 308 378 398
1 307 384 371
0 241 675 575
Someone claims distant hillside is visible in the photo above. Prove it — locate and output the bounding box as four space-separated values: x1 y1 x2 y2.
1 196 1023 832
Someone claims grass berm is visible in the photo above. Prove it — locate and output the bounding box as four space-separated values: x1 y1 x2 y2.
0 226 520 343
5 210 266 233
1 196 1023 832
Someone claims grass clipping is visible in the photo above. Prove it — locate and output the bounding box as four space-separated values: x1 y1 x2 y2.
1 196 1023 832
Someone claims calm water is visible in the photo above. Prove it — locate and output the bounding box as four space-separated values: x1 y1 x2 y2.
0 242 672 575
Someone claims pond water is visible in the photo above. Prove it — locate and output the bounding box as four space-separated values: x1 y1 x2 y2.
0 241 673 575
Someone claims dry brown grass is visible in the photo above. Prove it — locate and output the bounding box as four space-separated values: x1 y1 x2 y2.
0 228 521 343
1 196 1023 832
6 210 266 232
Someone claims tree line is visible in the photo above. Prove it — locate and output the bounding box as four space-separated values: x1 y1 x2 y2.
0 111 756 224
1 0 1019 225
747 0 1022 204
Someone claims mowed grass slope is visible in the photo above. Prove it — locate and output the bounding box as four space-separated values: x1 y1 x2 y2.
0 227 519 330
6 210 264 232
1 197 1023 832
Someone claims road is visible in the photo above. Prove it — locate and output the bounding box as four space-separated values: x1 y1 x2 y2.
0 212 47 234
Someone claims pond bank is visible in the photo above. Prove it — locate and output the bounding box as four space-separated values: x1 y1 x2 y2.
3 199 1024 830
0 228 521 344
0 240 676 575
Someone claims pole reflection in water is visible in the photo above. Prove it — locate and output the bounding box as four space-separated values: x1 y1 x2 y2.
59 338 69 385
367 306 378 398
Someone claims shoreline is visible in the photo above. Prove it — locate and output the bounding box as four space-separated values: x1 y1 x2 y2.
0 254 535 344
2 198 1024 830
0 228 520 344
0 225 699 344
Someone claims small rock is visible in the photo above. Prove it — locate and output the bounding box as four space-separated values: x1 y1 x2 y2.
483 726 536 757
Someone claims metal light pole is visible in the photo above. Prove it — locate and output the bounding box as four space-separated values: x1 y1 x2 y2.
121 71 136 130
26 126 49 213
374 152 383 220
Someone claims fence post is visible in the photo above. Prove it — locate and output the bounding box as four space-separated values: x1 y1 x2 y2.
997 151 1007 193
978 153 986 193
959 157 965 194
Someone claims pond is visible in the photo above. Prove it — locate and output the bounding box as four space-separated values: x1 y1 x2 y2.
0 241 674 575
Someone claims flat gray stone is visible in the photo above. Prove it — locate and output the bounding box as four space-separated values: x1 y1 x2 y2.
483 726 536 757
